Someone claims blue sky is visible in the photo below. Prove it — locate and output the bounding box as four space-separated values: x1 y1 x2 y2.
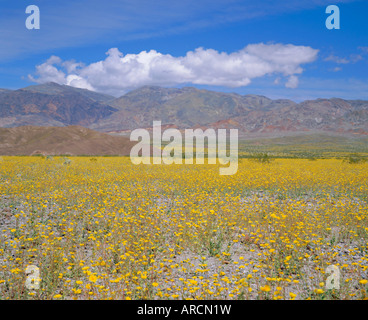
0 0 367 101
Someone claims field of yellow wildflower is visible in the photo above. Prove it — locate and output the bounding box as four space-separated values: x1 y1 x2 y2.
0 156 367 300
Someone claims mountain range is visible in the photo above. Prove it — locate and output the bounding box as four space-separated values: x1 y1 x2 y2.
1 82 368 138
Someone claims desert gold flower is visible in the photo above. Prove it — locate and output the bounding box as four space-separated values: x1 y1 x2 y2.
260 285 271 292
0 157 367 300
315 289 324 294
289 292 297 299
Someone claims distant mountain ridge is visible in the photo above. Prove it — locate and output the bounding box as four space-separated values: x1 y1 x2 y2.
0 82 117 128
23 82 115 103
1 82 368 137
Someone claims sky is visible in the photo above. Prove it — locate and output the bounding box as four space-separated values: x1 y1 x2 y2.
0 0 367 101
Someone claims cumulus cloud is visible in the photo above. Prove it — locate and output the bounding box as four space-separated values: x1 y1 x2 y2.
28 56 66 84
29 43 318 96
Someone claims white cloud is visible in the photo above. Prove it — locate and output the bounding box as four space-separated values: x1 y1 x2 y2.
66 75 95 91
62 60 85 74
331 67 342 72
273 77 281 85
29 43 318 96
28 56 66 84
325 53 363 64
285 75 299 89
325 55 349 64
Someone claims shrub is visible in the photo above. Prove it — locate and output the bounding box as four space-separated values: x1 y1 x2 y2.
251 152 273 163
343 153 367 164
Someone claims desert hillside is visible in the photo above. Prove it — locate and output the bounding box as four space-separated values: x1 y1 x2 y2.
0 125 136 156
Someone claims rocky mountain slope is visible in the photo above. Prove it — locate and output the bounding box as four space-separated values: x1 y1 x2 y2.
1 83 368 137
0 82 117 128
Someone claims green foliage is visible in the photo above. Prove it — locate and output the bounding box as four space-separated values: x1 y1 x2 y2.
307 156 318 161
208 233 223 257
343 153 368 164
63 157 71 165
250 153 273 163
238 134 368 160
